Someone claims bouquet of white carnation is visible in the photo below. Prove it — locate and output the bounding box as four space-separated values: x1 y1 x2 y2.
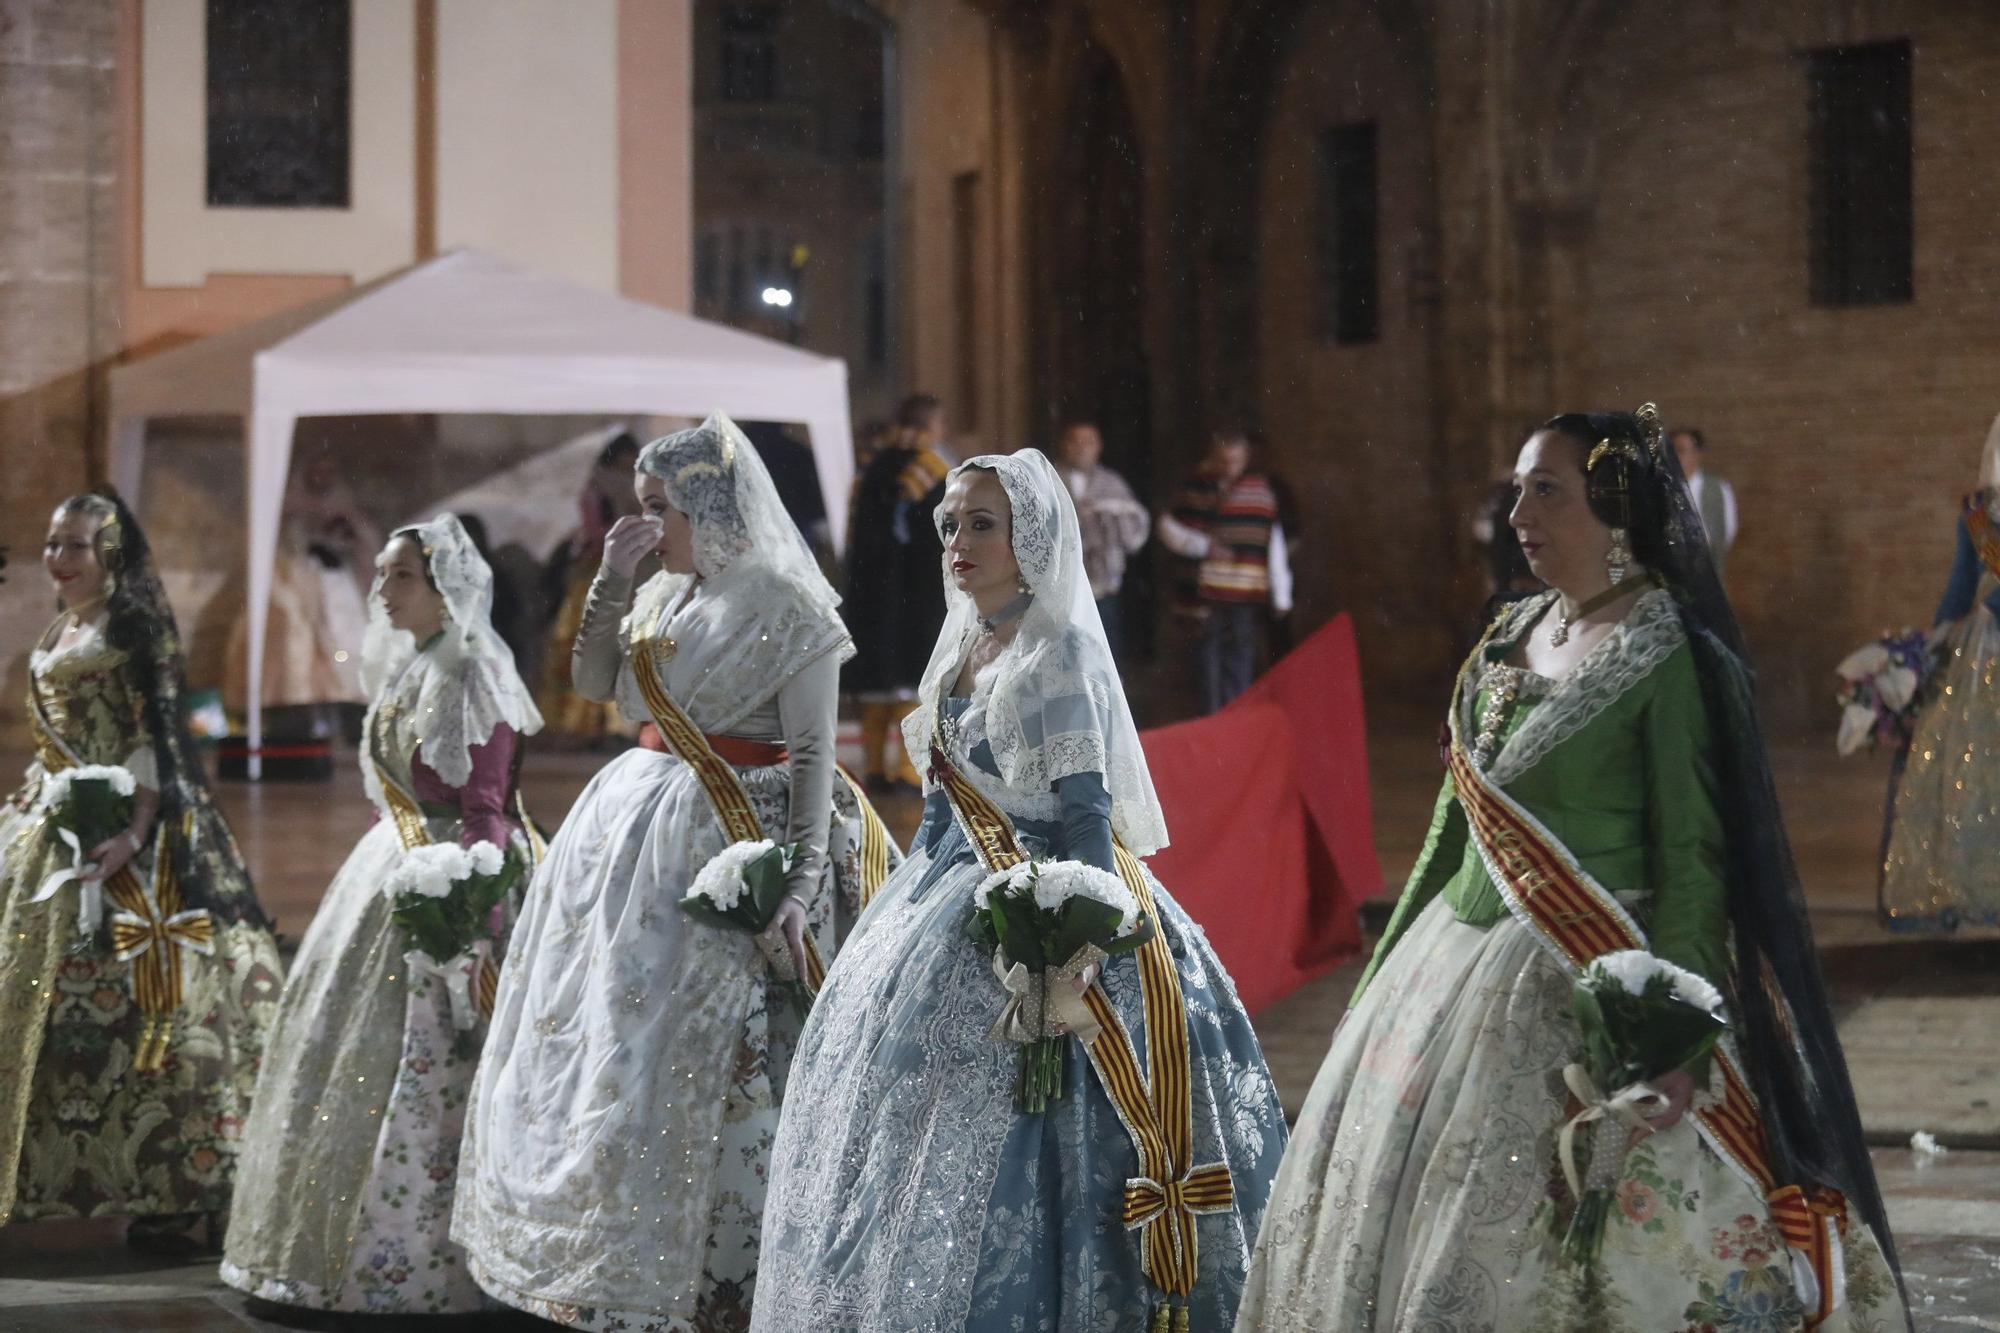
681 839 822 1006
970 858 1155 1113
381 840 522 963
1560 949 1728 1267
29 764 139 934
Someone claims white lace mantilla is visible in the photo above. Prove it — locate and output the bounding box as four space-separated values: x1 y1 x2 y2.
1468 588 1687 785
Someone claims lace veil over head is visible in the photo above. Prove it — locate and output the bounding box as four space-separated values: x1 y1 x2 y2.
625 413 851 729
1982 410 2000 495
361 513 542 788
903 447 1169 855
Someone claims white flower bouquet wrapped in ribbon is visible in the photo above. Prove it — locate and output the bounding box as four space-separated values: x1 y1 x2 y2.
1561 949 1729 1266
29 763 138 934
970 858 1155 1113
382 840 522 1029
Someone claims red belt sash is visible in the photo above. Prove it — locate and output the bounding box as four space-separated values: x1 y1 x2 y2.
1444 635 1848 1326
927 733 1232 1312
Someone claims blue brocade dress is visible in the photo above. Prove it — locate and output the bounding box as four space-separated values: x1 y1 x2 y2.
754 696 1287 1332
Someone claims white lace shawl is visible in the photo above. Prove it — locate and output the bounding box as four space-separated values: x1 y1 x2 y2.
616 563 852 736
1467 587 1688 785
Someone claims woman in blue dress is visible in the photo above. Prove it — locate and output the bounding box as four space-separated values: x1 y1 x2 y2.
755 448 1286 1332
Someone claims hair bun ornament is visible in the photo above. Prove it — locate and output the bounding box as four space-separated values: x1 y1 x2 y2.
1634 402 1665 461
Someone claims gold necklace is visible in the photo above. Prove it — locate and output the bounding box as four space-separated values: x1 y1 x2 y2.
1549 576 1652 647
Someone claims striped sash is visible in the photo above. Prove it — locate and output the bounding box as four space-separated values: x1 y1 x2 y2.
1445 636 1848 1326
838 767 894 910
629 636 827 994
928 733 1233 1308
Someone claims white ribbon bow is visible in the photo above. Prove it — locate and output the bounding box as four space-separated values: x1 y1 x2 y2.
988 944 1107 1047
1558 1062 1670 1198
405 948 481 1031
30 826 106 936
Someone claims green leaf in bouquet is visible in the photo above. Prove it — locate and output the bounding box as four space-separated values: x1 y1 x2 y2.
44 777 136 855
392 897 461 962
986 893 1049 971
1047 896 1154 968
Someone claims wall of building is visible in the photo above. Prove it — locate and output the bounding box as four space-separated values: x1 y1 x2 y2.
0 0 119 741
1555 1 2000 714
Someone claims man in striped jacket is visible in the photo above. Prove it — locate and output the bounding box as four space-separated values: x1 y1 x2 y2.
1157 428 1294 714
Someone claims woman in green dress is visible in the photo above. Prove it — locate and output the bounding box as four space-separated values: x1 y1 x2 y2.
1235 409 1909 1331
0 489 283 1247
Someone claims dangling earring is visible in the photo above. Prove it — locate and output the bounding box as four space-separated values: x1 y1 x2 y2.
1605 528 1631 585
1016 574 1030 595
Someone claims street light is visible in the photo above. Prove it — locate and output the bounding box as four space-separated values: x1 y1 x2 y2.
760 286 794 308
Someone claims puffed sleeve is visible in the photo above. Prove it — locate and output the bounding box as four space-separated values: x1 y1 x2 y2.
1350 776 1465 1005
455 723 518 850
571 568 634 702
1642 646 1731 995
775 651 841 903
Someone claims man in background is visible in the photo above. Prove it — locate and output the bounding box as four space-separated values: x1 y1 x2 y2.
1157 427 1294 714
1672 426 1738 570
1055 421 1149 656
842 393 953 793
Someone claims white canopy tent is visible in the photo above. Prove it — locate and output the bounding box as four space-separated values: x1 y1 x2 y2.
106 249 854 776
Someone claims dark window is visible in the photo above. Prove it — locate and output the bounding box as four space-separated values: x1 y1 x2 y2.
1315 121 1379 344
953 171 981 428
864 229 887 367
720 4 779 104
695 232 720 307
1807 40 1913 306
205 0 351 208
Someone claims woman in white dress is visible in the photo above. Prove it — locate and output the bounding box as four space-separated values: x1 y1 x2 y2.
452 413 892 1332
221 514 542 1312
754 449 1287 1333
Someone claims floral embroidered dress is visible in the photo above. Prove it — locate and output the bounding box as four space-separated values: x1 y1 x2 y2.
223 515 543 1313
452 417 888 1333
754 449 1287 1333
0 613 283 1224
1234 589 1907 1333
1880 488 2000 928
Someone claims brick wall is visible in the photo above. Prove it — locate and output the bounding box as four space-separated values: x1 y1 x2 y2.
0 0 117 743
1560 1 2000 724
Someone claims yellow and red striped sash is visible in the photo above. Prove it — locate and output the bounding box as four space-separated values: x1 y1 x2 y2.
1445 637 1847 1326
929 737 1232 1304
630 638 827 993
837 766 894 910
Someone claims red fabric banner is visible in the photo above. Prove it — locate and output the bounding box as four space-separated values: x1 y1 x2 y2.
1141 614 1378 1012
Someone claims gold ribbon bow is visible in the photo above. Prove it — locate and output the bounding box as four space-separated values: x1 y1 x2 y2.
988 944 1106 1046
106 854 214 1073
1122 1163 1236 1288
1557 1062 1669 1198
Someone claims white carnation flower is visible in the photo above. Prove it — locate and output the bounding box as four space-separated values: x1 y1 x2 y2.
466 840 505 877
973 863 1036 912
384 842 476 901
38 764 137 812
1023 860 1142 937
686 839 782 912
1586 949 1725 1015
